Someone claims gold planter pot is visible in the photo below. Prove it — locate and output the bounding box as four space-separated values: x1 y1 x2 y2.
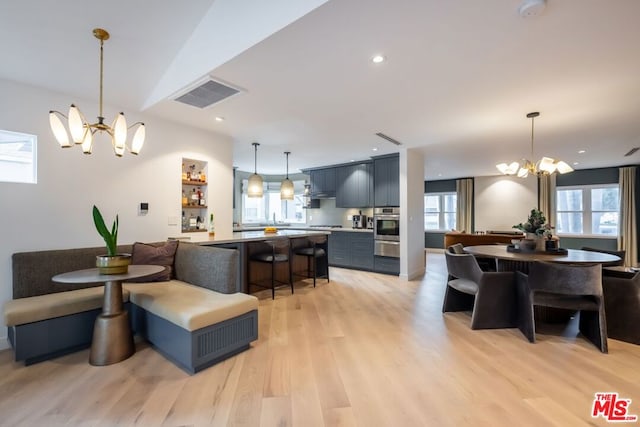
96 254 132 275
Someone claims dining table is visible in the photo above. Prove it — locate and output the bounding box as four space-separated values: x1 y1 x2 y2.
463 244 621 273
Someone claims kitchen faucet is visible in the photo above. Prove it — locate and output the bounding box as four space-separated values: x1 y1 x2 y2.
273 212 276 225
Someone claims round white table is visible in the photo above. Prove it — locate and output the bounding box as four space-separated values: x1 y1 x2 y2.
52 265 164 366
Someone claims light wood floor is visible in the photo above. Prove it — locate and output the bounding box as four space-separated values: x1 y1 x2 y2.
1 253 639 426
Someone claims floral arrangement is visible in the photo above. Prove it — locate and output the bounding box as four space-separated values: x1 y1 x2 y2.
513 209 554 238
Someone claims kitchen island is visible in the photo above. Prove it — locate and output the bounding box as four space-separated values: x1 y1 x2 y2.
173 229 331 293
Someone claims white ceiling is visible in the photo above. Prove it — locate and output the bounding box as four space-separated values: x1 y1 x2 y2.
1 0 639 179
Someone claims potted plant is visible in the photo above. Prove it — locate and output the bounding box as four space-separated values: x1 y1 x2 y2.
513 209 549 252
93 205 131 274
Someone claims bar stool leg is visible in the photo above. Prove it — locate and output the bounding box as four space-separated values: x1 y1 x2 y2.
312 249 317 288
271 255 276 300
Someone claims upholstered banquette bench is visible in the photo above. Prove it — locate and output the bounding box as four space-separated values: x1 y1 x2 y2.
4 241 258 374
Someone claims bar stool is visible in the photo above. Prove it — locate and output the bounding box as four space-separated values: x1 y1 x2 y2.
248 238 293 299
293 235 329 287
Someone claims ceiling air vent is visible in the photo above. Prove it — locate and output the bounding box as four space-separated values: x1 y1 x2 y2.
173 77 242 109
624 147 640 157
375 132 403 146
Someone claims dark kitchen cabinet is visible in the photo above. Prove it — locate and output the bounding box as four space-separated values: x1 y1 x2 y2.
328 231 373 270
374 255 400 275
374 154 400 207
310 168 336 198
335 162 373 208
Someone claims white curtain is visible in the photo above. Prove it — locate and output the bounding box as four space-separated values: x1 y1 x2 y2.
619 167 637 267
538 174 556 227
456 178 473 233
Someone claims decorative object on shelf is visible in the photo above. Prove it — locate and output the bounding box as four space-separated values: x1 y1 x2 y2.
513 208 553 252
248 142 264 198
280 151 294 200
209 213 215 237
496 112 573 178
92 205 131 274
49 28 145 156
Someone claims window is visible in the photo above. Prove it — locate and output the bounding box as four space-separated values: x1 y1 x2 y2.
242 180 306 224
424 192 457 231
556 184 619 236
0 130 37 184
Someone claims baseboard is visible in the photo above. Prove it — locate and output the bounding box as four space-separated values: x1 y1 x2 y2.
399 267 426 281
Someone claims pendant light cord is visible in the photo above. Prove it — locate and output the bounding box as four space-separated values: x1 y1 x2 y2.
530 115 535 160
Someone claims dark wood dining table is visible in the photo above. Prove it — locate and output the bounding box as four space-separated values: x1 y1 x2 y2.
463 245 621 272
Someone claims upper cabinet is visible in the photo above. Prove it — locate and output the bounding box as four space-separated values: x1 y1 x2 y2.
374 154 400 207
310 168 336 198
336 162 373 208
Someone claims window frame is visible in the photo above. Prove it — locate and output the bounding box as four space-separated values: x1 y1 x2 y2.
0 129 37 184
241 179 306 224
555 183 619 238
424 191 457 232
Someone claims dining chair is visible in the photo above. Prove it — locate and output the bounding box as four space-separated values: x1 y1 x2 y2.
516 261 607 352
602 269 640 345
292 235 329 287
443 251 517 329
248 238 293 299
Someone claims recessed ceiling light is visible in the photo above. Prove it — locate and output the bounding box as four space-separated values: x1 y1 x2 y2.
350 159 355 162
215 116 225 122
578 150 585 154
372 147 378 152
438 174 442 177
371 55 386 64
573 162 579 165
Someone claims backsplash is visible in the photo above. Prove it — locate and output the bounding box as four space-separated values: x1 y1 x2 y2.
305 199 373 228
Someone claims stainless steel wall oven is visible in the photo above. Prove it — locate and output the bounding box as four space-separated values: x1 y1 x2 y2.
374 207 400 258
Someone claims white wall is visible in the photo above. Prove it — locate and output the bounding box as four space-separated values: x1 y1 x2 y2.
400 149 425 280
474 175 537 231
0 79 234 349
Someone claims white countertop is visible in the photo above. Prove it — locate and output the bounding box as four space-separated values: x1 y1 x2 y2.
233 226 373 233
175 229 332 245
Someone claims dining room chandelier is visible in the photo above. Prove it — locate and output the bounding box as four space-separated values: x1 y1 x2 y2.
48 28 145 156
280 151 294 200
496 112 573 178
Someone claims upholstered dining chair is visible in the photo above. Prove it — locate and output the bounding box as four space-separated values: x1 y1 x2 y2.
516 261 607 353
443 251 517 329
580 246 625 267
602 270 640 345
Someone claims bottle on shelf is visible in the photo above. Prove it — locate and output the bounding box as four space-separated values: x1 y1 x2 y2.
191 188 198 206
181 163 188 181
200 170 206 183
182 211 187 231
197 187 206 206
209 213 215 237
196 215 202 230
181 190 188 206
189 213 197 230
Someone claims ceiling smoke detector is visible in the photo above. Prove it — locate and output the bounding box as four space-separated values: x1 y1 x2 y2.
519 0 546 18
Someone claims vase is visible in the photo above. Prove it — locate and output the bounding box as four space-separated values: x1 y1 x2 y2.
526 233 545 252
96 254 131 275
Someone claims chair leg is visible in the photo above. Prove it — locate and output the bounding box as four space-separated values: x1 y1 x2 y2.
516 275 536 343
271 259 275 300
289 258 294 295
579 309 608 353
312 254 317 288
